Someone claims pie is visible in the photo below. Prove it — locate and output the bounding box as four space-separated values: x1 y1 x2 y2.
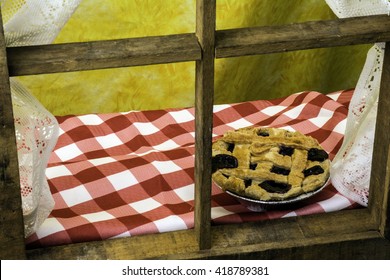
212 126 330 201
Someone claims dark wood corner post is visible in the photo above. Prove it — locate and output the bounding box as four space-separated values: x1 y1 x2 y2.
0 9 26 259
194 0 216 250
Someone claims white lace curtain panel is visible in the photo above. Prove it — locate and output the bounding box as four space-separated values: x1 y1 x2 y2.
0 0 388 237
325 0 390 206
1 0 81 237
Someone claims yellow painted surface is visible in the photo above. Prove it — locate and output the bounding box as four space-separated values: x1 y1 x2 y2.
17 0 370 115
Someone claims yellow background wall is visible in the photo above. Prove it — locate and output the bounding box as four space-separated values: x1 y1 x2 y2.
17 0 370 115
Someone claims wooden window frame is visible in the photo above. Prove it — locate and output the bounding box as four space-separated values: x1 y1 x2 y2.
0 1 389 259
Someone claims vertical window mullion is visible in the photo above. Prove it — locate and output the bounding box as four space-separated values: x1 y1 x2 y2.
194 0 216 250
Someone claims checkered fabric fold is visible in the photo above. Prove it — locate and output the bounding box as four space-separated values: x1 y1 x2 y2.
26 90 357 248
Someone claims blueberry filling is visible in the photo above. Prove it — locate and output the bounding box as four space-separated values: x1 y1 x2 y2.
303 165 324 177
307 148 328 162
257 130 269 137
227 143 235 153
249 163 258 170
260 181 291 194
279 145 294 156
244 179 252 188
212 154 238 173
270 166 290 175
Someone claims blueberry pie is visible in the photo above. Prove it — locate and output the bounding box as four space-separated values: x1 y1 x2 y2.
212 127 330 201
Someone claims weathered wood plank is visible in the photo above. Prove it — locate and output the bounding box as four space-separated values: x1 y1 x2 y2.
0 10 26 259
7 33 201 76
6 15 390 76
29 230 389 260
1 7 389 261
216 15 390 58
26 209 379 260
370 42 390 239
194 0 216 250
185 233 390 260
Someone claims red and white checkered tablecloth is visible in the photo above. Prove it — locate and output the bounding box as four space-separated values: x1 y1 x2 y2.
26 89 359 248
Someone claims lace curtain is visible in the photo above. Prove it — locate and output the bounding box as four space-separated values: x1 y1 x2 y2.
326 0 390 206
1 0 81 237
2 0 81 46
11 79 59 237
2 0 388 237
325 0 390 17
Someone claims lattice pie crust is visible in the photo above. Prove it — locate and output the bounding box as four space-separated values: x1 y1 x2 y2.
212 127 330 201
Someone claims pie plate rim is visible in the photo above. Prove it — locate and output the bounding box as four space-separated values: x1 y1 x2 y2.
214 177 330 212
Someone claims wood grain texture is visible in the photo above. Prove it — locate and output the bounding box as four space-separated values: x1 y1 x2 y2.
27 233 390 260
194 0 216 250
1 6 390 260
216 15 390 58
26 209 386 260
0 12 26 259
6 15 390 76
7 33 201 76
370 43 390 239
